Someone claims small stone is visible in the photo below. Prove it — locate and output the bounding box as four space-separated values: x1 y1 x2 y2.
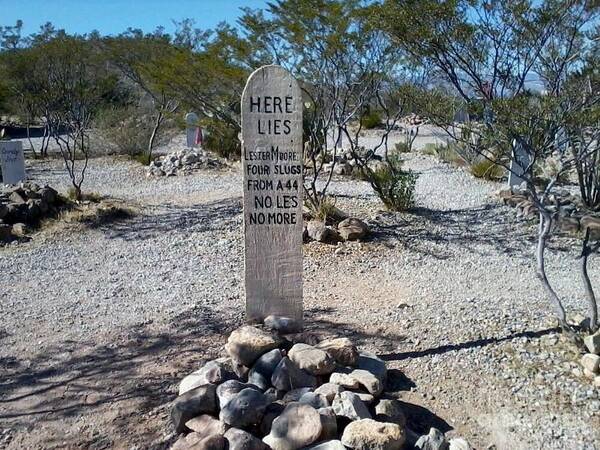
357 352 387 386
188 435 227 450
448 437 471 450
180 359 236 395
374 399 406 428
220 388 269 428
581 353 600 374
283 388 314 404
272 357 317 391
299 392 329 409
225 326 283 366
248 349 283 390
329 371 360 389
583 331 600 355
264 315 302 334
11 222 28 237
217 380 260 409
224 427 269 450
594 376 600 387
263 402 322 450
341 419 405 450
307 220 331 242
332 391 371 421
415 428 448 450
185 414 228 436
314 383 344 403
583 368 595 379
337 218 369 241
171 384 218 433
317 407 337 441
347 369 383 396
304 440 346 450
289 343 336 376
317 337 359 366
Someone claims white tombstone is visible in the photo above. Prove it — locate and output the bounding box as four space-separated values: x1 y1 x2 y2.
185 112 199 148
241 65 303 324
508 139 532 187
0 141 26 184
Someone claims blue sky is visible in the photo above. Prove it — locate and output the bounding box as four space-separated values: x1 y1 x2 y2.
1 0 270 36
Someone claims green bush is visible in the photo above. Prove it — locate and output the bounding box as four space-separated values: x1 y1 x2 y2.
367 155 417 211
394 141 412 153
360 111 382 129
95 106 153 160
422 142 466 166
469 158 505 180
204 119 240 160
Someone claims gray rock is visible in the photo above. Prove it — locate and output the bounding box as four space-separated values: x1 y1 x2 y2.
299 392 329 409
225 326 284 366
374 399 406 428
347 369 383 396
341 419 405 450
272 357 318 391
584 331 600 355
283 387 314 404
220 388 269 428
217 380 261 409
337 218 369 241
306 220 339 243
357 352 387 386
317 407 337 441
288 343 336 376
171 384 218 433
581 353 600 374
248 349 283 390
224 427 269 450
11 222 28 237
448 437 471 450
415 428 448 450
352 391 375 405
180 358 236 395
188 434 227 450
0 224 11 241
263 402 323 450
185 414 228 438
260 401 286 436
332 391 371 421
329 371 360 390
303 440 345 450
314 383 344 403
316 337 359 367
264 315 302 334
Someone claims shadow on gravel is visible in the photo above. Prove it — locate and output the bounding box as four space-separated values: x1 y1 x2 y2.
0 304 241 449
378 326 561 362
89 197 242 241
374 203 537 259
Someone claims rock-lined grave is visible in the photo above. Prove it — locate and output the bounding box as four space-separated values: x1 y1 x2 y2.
241 65 303 324
170 325 470 449
148 148 226 177
0 140 26 184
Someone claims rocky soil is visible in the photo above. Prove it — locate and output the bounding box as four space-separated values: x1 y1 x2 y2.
1 134 599 449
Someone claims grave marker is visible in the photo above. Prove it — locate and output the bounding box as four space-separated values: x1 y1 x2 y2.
508 139 532 187
241 65 303 324
185 112 199 148
0 141 26 184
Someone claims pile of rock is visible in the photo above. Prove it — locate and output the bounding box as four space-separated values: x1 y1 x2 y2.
170 322 469 450
305 218 369 244
321 153 387 178
148 148 227 177
497 184 600 239
579 332 600 387
0 182 61 242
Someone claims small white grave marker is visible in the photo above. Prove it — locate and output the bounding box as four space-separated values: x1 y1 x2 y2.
241 65 303 324
0 141 26 184
185 112 199 148
508 139 532 187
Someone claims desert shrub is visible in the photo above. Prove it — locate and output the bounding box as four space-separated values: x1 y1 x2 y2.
367 154 417 211
96 106 154 158
394 141 412 153
306 195 340 223
204 119 240 160
67 188 103 202
422 142 466 166
360 110 382 129
470 158 505 180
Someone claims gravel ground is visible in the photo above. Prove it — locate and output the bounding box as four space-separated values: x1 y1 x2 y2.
1 134 599 449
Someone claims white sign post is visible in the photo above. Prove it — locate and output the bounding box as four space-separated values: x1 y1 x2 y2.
241 65 303 324
508 139 532 187
0 141 26 185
